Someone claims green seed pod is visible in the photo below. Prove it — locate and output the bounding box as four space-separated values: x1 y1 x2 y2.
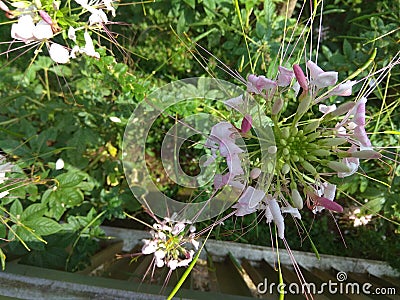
295 94 312 121
307 155 319 162
312 149 331 156
327 161 351 173
308 144 318 150
301 160 317 175
291 189 303 209
304 119 320 133
330 102 356 117
350 150 382 159
306 132 320 142
319 137 347 147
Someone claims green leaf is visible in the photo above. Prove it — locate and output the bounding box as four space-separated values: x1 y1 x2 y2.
361 198 384 215
343 39 353 60
21 203 46 221
56 173 84 188
61 188 84 207
10 199 23 221
183 0 195 9
25 217 62 236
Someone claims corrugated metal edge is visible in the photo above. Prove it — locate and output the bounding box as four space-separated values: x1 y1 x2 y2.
102 226 399 278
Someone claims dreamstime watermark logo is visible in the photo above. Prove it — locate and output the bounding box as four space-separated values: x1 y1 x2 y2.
122 78 275 222
256 271 397 296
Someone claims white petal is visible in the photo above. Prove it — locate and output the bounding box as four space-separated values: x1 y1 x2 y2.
68 26 76 41
83 31 100 58
49 43 70 64
109 116 121 123
89 9 108 25
11 15 35 42
281 206 301 219
55 158 64 170
33 20 54 40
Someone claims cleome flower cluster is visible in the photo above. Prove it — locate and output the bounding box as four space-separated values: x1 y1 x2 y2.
1 0 115 63
141 218 199 271
202 61 381 240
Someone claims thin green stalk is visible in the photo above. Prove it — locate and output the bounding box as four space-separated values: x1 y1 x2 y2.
167 227 213 300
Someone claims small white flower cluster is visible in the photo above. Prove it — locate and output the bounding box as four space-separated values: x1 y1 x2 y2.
348 208 373 227
141 218 199 270
4 0 116 64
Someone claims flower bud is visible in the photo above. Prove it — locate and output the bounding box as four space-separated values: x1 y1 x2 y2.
307 155 319 162
268 145 277 154
241 114 252 133
250 167 261 179
281 127 290 139
315 196 343 213
291 189 303 209
326 161 351 173
282 163 290 174
39 10 53 25
293 64 308 91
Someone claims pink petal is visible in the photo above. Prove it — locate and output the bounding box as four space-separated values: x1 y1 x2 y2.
240 114 252 133
307 61 338 89
330 80 356 96
313 71 338 89
226 153 244 176
306 60 324 78
247 74 276 94
353 97 367 126
224 95 245 113
353 126 372 149
277 66 294 87
319 104 337 115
